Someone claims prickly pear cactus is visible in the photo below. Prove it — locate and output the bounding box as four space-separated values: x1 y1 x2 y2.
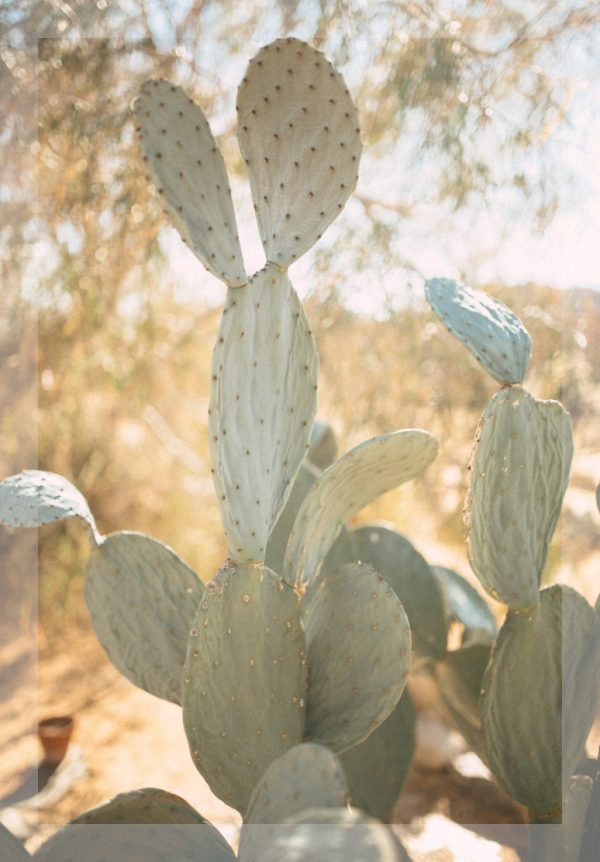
480 585 600 818
300 561 411 754
464 386 573 608
425 277 532 384
182 561 306 814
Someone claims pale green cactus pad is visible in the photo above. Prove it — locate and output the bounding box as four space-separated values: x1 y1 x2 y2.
435 642 491 761
182 561 307 813
84 531 203 705
236 37 361 268
465 386 573 608
0 470 100 544
260 808 409 862
301 562 411 753
425 277 531 384
348 525 447 661
70 787 211 824
307 420 338 471
265 462 320 577
239 743 349 860
340 688 416 822
481 585 600 817
210 263 319 564
32 824 235 862
285 429 438 588
134 79 246 287
0 824 30 861
432 566 497 644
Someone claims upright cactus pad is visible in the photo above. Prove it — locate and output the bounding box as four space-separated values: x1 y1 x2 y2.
0 470 100 544
339 689 416 822
182 561 306 813
265 462 320 577
244 743 349 824
209 264 318 563
481 585 600 817
348 525 447 661
285 429 438 587
301 562 411 753
236 37 361 268
84 532 203 705
425 277 532 384
307 420 338 471
432 565 497 644
465 386 573 608
134 79 246 287
435 642 491 760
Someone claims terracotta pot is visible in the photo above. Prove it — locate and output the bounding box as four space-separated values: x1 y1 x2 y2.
38 715 74 764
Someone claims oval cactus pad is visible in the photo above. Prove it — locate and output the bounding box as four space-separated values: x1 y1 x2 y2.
84 532 204 705
0 469 100 543
182 562 307 813
301 562 411 753
135 79 246 287
284 429 438 587
465 386 573 608
481 585 600 817
210 264 318 564
236 37 361 268
425 277 531 384
72 788 211 825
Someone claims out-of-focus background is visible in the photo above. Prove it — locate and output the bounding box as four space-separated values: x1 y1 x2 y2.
1 1 599 857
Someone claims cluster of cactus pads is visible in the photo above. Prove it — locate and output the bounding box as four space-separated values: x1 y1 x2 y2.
1 36 599 862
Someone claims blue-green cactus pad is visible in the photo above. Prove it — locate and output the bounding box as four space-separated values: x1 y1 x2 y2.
425 277 531 384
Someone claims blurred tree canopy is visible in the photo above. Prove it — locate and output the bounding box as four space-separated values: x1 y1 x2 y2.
1 0 598 622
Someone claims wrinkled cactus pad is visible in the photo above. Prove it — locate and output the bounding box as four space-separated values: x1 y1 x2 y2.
425 277 531 384
432 565 497 644
210 263 318 564
465 386 573 608
84 531 203 705
481 585 600 817
285 429 438 587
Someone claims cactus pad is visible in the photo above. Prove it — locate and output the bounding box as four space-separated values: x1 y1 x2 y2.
84 532 203 704
481 585 600 817
349 525 447 661
210 263 318 564
435 642 491 760
265 462 319 577
301 562 411 753
285 429 438 587
340 688 416 822
182 561 306 813
236 37 361 268
239 743 349 859
432 566 497 644
134 79 246 287
32 824 235 862
425 277 531 384
71 788 212 824
465 386 573 608
307 420 338 471
261 808 408 862
0 470 100 544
